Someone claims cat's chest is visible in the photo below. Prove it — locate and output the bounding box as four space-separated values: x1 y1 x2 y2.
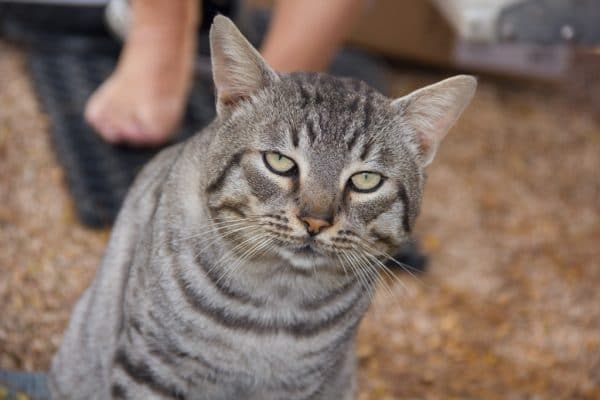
197 293 364 383
188 329 348 393
140 294 362 385
135 253 366 387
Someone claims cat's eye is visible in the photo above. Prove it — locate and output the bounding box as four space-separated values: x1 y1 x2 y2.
264 152 297 175
349 172 383 192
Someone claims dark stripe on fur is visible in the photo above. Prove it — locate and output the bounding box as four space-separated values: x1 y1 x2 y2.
145 336 223 384
174 266 363 337
306 119 317 144
147 313 239 383
165 244 252 312
361 92 373 132
348 96 360 114
359 139 373 161
314 88 324 105
208 201 248 219
275 371 327 400
309 350 354 399
371 230 398 248
302 319 359 361
397 184 411 233
301 278 358 310
265 212 289 223
146 307 232 358
111 383 128 399
298 82 311 108
193 249 266 307
290 126 299 147
113 349 185 399
113 245 140 342
244 166 281 201
346 128 360 152
359 195 398 225
206 151 244 193
281 347 351 400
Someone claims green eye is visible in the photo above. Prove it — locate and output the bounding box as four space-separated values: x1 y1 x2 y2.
350 172 383 192
264 152 297 175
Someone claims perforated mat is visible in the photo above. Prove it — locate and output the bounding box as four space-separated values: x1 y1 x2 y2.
28 39 216 226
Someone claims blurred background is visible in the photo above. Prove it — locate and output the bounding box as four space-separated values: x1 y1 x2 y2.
0 0 598 399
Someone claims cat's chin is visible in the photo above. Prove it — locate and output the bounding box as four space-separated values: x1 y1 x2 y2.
278 248 330 271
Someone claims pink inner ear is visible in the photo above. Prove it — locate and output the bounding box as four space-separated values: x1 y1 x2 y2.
411 113 455 166
210 15 278 115
395 75 477 166
431 113 454 141
219 90 251 108
418 131 435 156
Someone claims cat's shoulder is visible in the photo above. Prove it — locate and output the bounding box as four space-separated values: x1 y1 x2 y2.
124 143 185 208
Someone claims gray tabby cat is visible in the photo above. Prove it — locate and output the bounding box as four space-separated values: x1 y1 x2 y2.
49 16 476 400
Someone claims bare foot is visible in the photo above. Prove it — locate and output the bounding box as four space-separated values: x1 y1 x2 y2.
86 0 198 146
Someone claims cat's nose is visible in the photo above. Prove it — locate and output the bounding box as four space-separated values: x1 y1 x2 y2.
299 216 331 236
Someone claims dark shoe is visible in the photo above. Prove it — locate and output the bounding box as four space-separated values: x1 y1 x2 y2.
385 240 428 274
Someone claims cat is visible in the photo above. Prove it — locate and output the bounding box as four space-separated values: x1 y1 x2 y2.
49 15 476 400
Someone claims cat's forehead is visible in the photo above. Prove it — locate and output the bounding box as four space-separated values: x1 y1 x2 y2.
283 72 385 115
272 73 393 148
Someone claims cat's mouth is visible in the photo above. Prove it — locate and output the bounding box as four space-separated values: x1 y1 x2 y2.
278 243 330 270
293 244 317 255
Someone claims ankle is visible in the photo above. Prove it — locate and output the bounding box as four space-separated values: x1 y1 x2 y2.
117 18 197 77
131 0 199 33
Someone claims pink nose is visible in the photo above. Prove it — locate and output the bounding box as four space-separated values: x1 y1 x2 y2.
299 216 331 236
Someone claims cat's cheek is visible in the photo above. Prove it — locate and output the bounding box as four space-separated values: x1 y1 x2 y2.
242 165 285 202
367 210 407 250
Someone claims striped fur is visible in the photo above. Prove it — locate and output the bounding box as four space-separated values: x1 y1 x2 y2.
49 16 475 399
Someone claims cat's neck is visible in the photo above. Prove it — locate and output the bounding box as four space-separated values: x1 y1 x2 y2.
177 227 355 307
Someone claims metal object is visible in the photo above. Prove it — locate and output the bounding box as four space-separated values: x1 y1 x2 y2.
432 0 600 45
430 0 600 78
498 0 600 45
453 40 570 79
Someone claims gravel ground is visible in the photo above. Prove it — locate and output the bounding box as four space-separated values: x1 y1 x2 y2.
1 41 599 399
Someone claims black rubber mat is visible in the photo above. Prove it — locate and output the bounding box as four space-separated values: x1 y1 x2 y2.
28 37 216 227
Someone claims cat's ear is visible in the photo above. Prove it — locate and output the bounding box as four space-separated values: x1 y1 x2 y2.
392 75 477 167
209 15 278 116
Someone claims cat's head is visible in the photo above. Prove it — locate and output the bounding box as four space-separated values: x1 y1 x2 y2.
202 16 475 271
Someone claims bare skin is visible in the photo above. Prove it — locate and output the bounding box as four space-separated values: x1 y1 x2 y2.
85 0 198 146
262 0 366 72
85 0 366 146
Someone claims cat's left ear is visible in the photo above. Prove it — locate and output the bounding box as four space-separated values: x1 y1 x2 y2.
392 75 477 167
209 15 279 116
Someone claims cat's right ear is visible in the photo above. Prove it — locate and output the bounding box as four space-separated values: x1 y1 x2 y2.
392 75 476 167
209 15 279 116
